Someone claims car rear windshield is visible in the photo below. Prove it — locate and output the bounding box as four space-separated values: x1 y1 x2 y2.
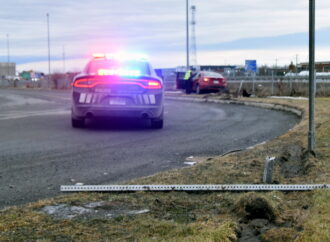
203 72 223 78
86 59 151 76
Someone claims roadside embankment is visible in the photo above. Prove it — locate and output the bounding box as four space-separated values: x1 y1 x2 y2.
0 94 329 241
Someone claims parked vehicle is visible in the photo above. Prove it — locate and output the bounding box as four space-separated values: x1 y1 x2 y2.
192 71 228 94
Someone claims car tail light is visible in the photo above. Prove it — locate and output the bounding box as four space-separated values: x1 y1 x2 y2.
73 78 92 88
203 78 209 82
147 81 162 89
73 77 162 89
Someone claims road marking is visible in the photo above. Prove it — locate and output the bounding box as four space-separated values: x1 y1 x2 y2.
0 109 70 120
0 93 55 106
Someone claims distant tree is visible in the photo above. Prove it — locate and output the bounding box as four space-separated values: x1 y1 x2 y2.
288 61 296 72
258 65 270 76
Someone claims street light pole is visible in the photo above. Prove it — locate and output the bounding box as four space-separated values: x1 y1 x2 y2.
47 13 51 87
295 54 299 75
308 0 316 152
6 34 10 76
62 45 66 73
186 0 190 70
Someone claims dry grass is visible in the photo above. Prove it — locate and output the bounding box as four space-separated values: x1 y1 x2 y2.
0 95 329 241
0 192 239 241
295 190 330 241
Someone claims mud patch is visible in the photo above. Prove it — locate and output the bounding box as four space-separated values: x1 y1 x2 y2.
238 219 275 242
40 202 150 220
278 144 312 178
234 193 276 221
234 193 279 241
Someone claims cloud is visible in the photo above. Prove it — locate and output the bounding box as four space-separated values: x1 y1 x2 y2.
200 27 330 51
2 0 330 70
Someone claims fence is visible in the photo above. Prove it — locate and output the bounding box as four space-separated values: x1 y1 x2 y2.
0 76 72 89
227 78 330 97
2 75 330 97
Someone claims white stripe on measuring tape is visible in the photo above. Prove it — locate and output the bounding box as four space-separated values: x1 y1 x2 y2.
61 184 330 192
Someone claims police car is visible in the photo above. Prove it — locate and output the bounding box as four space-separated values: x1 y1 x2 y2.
71 53 164 129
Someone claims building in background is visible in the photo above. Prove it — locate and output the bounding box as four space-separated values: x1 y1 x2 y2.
199 65 237 74
0 62 16 77
299 61 330 72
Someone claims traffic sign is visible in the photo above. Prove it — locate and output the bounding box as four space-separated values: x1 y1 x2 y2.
245 60 257 72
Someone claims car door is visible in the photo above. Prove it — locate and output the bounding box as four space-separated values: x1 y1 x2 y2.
193 72 202 91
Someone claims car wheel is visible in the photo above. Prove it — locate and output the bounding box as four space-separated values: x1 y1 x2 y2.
151 119 163 129
72 118 85 128
196 84 202 94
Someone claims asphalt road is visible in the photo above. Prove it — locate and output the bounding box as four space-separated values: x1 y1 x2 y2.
0 89 299 208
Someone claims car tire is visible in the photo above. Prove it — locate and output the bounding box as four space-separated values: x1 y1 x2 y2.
196 84 202 94
72 118 85 128
151 119 163 129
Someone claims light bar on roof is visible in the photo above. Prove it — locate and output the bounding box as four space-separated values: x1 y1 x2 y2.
92 53 106 58
97 68 141 77
92 53 148 61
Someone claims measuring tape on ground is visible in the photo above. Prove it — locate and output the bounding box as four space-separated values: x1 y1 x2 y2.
61 184 330 192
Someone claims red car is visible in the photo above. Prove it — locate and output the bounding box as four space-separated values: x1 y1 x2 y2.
192 71 228 94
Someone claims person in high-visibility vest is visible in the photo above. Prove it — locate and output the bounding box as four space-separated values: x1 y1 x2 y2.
184 70 192 81
184 69 196 94
184 70 192 94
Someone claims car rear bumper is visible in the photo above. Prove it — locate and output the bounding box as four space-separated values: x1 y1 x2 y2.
199 85 227 91
72 103 163 119
71 85 164 119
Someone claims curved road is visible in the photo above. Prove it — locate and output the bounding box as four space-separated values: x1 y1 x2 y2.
0 89 298 208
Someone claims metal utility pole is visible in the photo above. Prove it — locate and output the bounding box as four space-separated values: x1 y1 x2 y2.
62 45 66 73
295 54 299 75
6 34 10 75
190 5 197 66
47 13 51 85
271 70 274 95
308 0 316 152
275 58 278 75
186 0 190 70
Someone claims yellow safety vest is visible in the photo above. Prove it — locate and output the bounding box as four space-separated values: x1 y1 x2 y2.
184 70 192 80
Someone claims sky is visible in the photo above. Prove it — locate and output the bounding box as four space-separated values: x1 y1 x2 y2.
1 0 330 72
